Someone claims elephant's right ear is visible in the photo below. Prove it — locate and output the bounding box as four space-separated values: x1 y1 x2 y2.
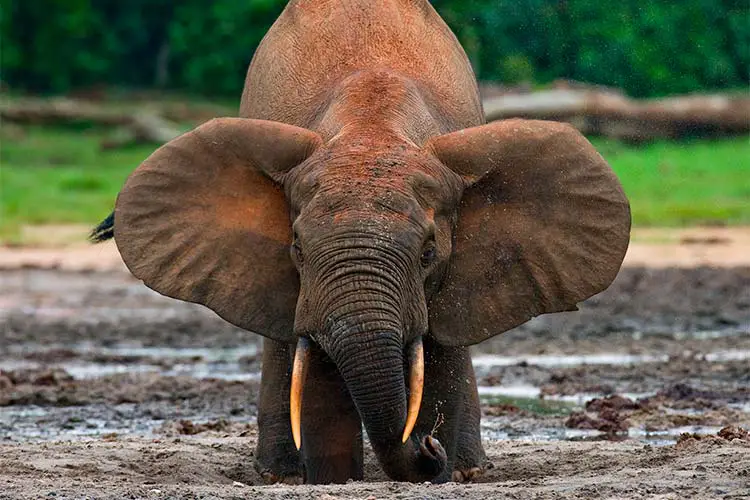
114 118 322 342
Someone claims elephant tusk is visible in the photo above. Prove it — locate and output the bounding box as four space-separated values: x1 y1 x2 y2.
290 336 311 450
402 337 424 443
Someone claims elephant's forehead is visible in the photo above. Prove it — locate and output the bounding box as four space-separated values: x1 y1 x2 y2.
307 187 426 225
295 185 428 244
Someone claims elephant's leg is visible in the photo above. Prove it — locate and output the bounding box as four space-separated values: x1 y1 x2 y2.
412 338 471 483
300 347 363 484
452 359 489 482
254 338 302 484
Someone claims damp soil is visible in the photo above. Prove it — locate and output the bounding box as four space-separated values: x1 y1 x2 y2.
1 266 749 499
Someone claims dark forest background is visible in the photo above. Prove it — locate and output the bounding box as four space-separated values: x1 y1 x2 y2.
2 0 748 98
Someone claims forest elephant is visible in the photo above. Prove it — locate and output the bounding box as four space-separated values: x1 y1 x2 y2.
92 0 630 485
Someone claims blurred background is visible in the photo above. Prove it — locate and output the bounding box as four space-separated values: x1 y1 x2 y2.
0 0 748 242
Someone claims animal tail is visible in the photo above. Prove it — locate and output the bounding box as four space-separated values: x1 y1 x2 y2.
89 211 114 243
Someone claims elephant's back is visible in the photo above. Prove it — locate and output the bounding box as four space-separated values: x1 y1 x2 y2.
239 0 483 133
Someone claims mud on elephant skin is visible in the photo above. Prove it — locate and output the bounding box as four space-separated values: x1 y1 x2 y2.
91 0 630 485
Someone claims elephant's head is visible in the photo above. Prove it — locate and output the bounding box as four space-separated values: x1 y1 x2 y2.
113 117 630 480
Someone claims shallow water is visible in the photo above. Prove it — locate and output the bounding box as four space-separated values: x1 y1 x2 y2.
477 385 655 405
472 349 750 368
3 342 748 446
2 400 727 448
7 342 750 379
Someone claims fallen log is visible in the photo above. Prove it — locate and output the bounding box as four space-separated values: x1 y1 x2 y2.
484 90 750 141
2 91 748 144
0 97 184 146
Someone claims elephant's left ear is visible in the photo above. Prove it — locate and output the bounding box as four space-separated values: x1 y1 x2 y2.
114 118 322 342
425 119 631 346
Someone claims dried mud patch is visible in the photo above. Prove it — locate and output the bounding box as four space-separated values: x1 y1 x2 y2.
0 368 258 410
3 267 749 351
565 393 750 436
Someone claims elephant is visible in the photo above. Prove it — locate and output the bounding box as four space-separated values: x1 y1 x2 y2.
91 0 630 485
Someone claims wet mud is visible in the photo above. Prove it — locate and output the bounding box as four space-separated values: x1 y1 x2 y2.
1 266 749 499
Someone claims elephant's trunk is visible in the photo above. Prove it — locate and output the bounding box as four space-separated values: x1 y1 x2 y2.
327 326 444 482
295 245 444 481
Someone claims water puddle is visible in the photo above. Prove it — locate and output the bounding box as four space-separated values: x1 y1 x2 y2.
479 418 725 446
472 349 750 368
477 386 655 407
3 344 261 381
480 419 602 442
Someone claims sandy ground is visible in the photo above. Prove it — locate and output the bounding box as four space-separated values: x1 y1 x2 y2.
2 430 748 499
2 226 750 272
1 227 749 499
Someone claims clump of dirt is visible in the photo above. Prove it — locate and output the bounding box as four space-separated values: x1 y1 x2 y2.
718 425 750 441
585 394 640 412
170 419 231 435
676 425 750 449
566 395 634 434
483 403 528 417
157 419 255 437
541 368 615 396
1 367 74 387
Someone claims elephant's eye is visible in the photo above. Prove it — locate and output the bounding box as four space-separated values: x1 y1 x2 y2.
292 232 303 264
420 243 437 268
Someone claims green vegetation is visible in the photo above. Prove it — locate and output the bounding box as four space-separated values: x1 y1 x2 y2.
1 124 747 243
479 395 577 416
2 0 747 98
594 137 750 227
0 126 154 241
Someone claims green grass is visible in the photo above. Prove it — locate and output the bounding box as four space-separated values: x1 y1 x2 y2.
0 125 155 242
593 137 750 226
1 124 748 242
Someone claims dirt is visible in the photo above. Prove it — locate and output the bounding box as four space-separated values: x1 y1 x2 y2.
1 231 750 498
1 429 748 499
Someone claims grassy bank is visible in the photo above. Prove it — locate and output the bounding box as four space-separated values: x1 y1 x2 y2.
1 124 748 243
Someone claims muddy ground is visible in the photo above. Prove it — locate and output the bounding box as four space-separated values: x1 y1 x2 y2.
1 263 749 499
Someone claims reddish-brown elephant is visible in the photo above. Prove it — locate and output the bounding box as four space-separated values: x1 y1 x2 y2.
92 0 630 484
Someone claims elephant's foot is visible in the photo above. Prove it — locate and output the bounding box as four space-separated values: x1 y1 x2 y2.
253 454 303 485
258 469 304 485
451 465 483 483
451 457 493 483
